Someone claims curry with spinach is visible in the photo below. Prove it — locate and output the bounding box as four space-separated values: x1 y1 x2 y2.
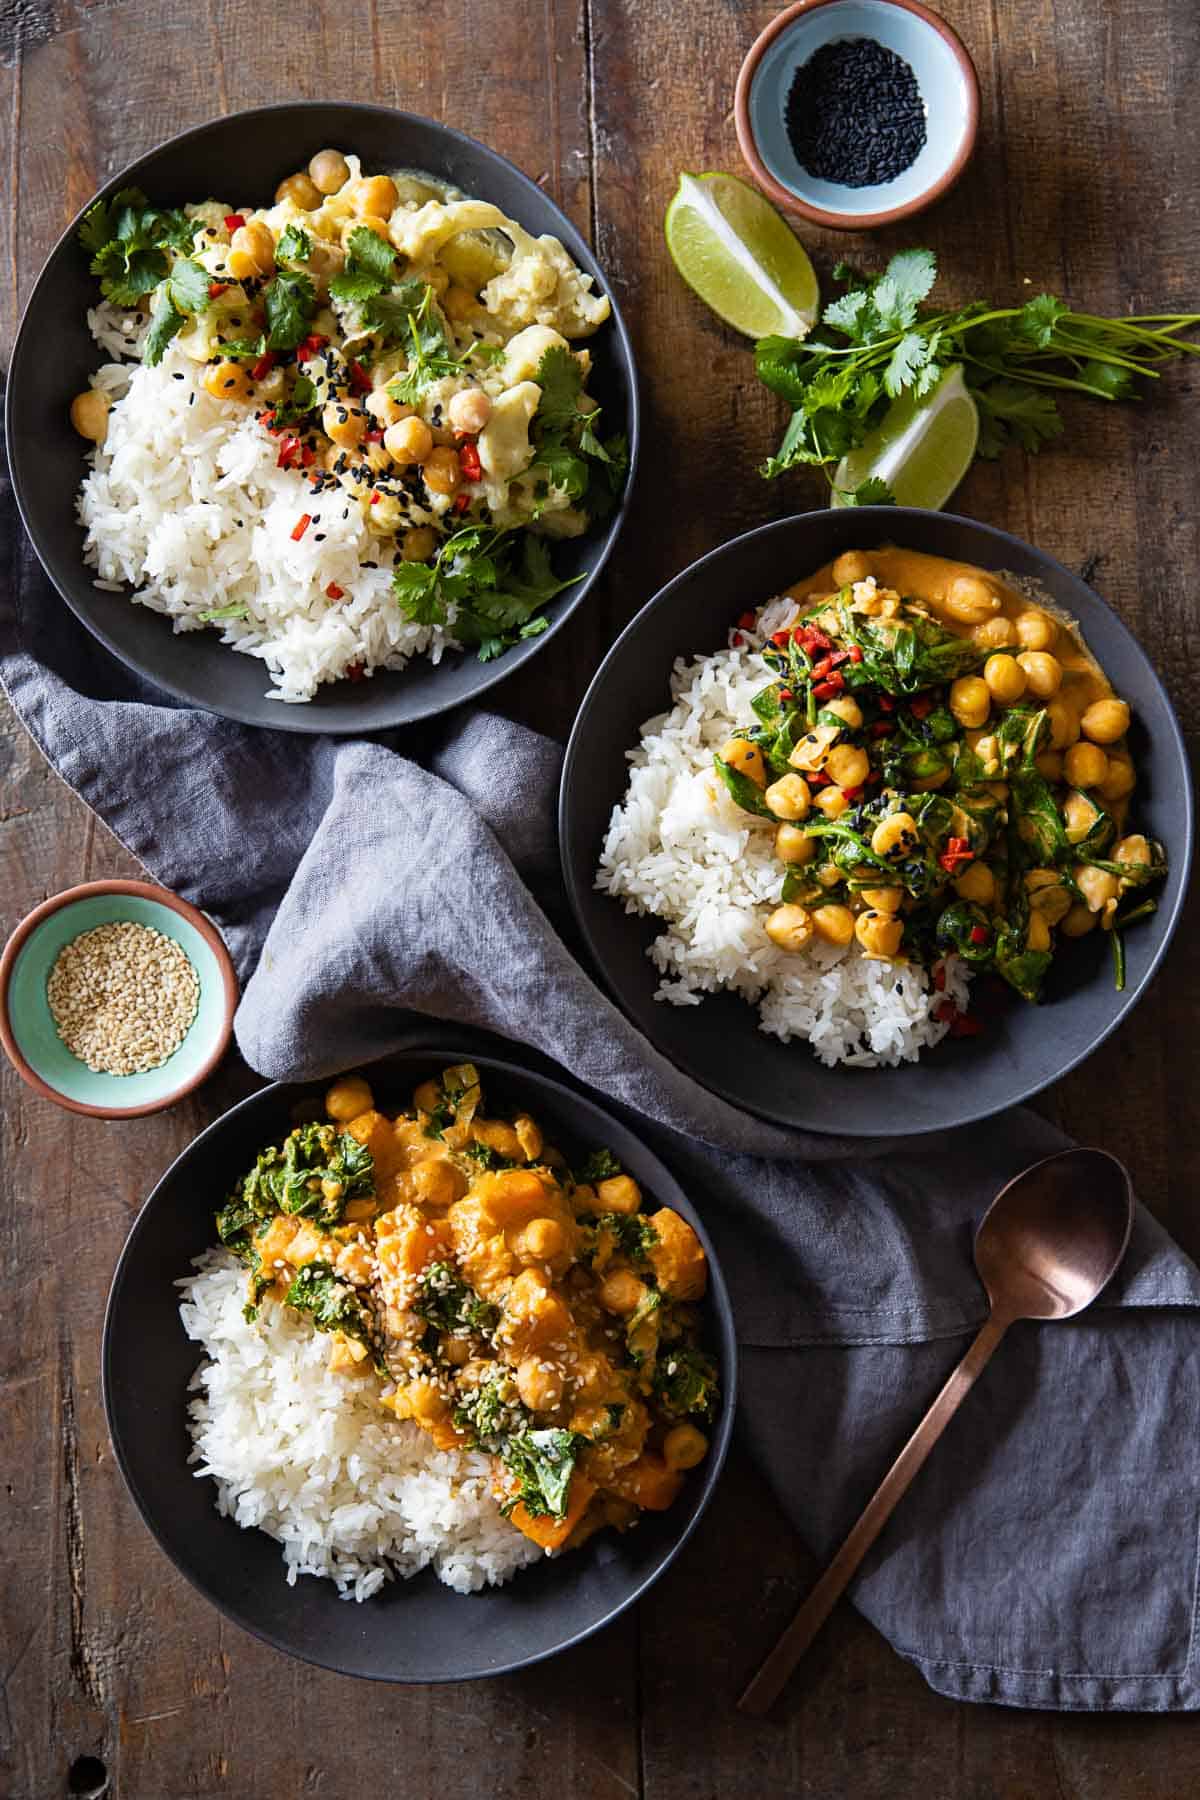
717 548 1164 1012
214 1065 718 1553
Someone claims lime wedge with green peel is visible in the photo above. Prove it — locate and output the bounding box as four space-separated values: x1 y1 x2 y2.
831 365 980 511
665 172 819 340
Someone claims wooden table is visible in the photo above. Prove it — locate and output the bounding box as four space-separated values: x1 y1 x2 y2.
3 1 1198 1794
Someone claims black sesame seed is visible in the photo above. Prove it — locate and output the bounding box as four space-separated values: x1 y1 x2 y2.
785 37 926 188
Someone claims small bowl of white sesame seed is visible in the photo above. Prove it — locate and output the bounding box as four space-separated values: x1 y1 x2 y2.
0 880 237 1117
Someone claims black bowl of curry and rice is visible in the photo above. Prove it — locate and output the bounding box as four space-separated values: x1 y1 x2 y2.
560 510 1193 1136
103 1046 736 1680
6 104 638 731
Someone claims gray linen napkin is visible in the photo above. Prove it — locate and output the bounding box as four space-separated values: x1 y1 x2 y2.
5 461 1200 1709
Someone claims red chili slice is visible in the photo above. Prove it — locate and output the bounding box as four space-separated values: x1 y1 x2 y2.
348 360 371 394
737 611 756 630
325 582 345 601
459 441 482 483
223 213 246 232
778 688 793 703
300 446 315 467
363 428 384 445
208 281 230 299
298 333 330 359
772 631 790 648
910 695 934 719
345 661 365 682
969 924 990 946
841 785 864 802
848 646 864 663
878 694 895 713
452 492 472 514
251 351 276 381
813 675 845 700
871 720 894 737
276 436 301 469
290 513 312 540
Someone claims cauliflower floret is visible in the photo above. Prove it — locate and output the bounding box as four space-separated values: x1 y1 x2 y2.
501 324 570 385
478 381 541 484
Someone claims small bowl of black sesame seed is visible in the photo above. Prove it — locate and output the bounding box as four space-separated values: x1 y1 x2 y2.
735 0 979 231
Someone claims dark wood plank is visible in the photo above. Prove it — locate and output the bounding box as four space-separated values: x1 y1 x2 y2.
3 0 1200 1794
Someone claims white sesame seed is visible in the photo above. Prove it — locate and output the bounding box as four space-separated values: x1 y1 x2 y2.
46 920 200 1075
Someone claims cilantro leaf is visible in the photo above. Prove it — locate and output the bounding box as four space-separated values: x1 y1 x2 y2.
1076 359 1137 401
972 380 1065 455
263 269 316 350
391 526 582 658
143 288 187 366
1016 292 1068 348
79 189 198 307
533 345 584 432
822 287 874 341
883 330 934 397
166 256 210 314
844 475 897 505
269 372 318 429
330 226 401 305
574 1148 622 1184
275 223 312 264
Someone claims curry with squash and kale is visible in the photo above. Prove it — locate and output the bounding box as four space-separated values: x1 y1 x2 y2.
214 1065 718 1553
715 548 1165 1007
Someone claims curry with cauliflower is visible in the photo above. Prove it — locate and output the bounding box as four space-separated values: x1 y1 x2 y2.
72 150 627 663
717 548 1165 1013
214 1065 718 1553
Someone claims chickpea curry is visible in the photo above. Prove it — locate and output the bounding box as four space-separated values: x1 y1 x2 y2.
72 151 627 663
214 1065 719 1554
717 548 1165 1008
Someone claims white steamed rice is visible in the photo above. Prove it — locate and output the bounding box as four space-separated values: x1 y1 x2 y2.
178 1251 540 1600
596 598 971 1068
77 303 448 703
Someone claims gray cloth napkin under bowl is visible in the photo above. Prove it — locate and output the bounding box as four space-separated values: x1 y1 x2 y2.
5 466 1200 1710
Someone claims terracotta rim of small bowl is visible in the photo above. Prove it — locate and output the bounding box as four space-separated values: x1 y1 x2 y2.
0 879 238 1118
734 0 980 230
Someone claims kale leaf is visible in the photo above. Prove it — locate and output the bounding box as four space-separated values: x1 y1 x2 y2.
284 1261 376 1356
414 1261 499 1337
574 1148 622 1185
497 1428 581 1520
653 1346 720 1422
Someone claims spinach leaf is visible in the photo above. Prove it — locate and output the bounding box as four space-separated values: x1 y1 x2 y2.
934 900 996 965
713 754 773 817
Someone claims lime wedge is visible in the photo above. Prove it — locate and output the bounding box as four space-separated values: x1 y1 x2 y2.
665 172 819 340
831 364 980 510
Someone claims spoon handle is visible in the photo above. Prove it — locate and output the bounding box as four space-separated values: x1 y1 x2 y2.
738 1310 1010 1716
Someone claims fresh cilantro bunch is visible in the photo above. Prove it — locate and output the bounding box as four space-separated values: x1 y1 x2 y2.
756 247 1200 498
77 187 197 307
392 525 582 660
143 256 212 365
529 345 628 520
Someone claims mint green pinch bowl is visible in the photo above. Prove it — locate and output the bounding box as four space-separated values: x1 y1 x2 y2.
0 880 237 1117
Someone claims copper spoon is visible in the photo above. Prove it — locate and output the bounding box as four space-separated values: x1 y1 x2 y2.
738 1147 1134 1716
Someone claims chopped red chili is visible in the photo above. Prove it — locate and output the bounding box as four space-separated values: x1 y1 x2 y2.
369 492 381 505
459 441 483 483
969 924 990 946
276 436 302 470
827 649 850 669
290 513 312 540
778 688 793 702
737 611 756 630
910 695 934 719
807 770 831 787
878 694 895 712
771 631 791 648
325 582 345 601
797 625 832 652
251 351 276 381
208 281 230 299
848 645 864 663
363 427 384 444
813 675 845 700
949 1011 985 1038
345 661 365 683
348 360 371 394
300 446 315 467
871 719 894 738
298 333 330 359
841 785 864 802
452 491 472 514
937 836 975 874
223 213 246 232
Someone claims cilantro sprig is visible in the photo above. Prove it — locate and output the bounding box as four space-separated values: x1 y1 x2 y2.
392 525 582 660
756 247 1200 496
529 346 629 519
77 187 197 308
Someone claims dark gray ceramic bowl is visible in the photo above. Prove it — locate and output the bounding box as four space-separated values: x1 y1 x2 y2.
559 510 1192 1137
102 1045 736 1681
7 104 638 733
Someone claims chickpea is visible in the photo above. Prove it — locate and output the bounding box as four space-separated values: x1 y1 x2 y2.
662 1424 709 1471
358 174 399 217
1062 790 1100 844
366 386 412 428
362 442 397 476
854 909 904 957
943 573 1002 624
325 1075 374 1121
514 1114 544 1162
1115 833 1150 872
1074 864 1120 912
816 863 842 889
1080 696 1131 744
322 399 369 448
70 388 109 443
764 903 815 952
309 148 351 195
515 1217 566 1262
384 416 434 464
775 824 815 865
596 1174 641 1214
203 360 253 402
765 773 810 822
400 526 437 563
443 285 478 323
227 219 275 279
972 615 1018 650
832 550 872 587
949 676 991 729
1099 755 1136 803
1064 741 1109 789
954 861 995 905
871 811 919 861
599 1268 645 1316
517 1356 564 1413
1024 868 1072 925
823 695 863 728
275 171 323 210
1060 902 1099 938
1027 911 1052 953
447 387 493 435
860 886 903 912
411 1159 464 1208
911 767 951 791
1016 651 1063 698
1014 609 1057 651
983 653 1027 706
1044 700 1080 750
719 738 766 788
815 785 849 820
422 446 461 495
413 1079 441 1113
441 1335 472 1367
825 743 869 789
1035 750 1065 783
812 904 855 947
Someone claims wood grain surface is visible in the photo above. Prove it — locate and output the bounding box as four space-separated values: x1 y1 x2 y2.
2 1 1199 1795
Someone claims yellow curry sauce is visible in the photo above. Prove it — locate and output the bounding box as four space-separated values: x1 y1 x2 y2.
715 547 1163 1010
216 1065 718 1555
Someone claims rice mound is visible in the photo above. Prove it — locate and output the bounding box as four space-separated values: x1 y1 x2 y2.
178 1251 540 1600
77 306 447 704
596 599 970 1068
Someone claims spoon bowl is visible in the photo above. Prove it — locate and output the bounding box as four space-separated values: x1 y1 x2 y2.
975 1148 1135 1323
